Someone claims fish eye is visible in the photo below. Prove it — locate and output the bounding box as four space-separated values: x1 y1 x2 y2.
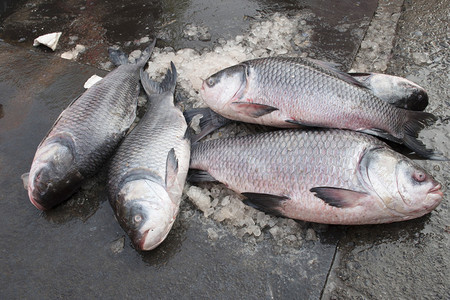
205 77 216 87
413 170 426 182
133 214 143 224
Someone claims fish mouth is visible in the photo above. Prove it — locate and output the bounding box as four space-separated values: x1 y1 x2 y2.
139 230 149 250
428 183 443 196
29 194 46 211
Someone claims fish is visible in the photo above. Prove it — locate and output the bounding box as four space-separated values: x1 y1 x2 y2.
22 40 156 210
349 72 428 111
189 129 443 225
107 62 190 251
200 57 445 160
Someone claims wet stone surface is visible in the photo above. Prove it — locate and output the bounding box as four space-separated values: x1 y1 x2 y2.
0 1 378 298
324 0 450 298
0 0 377 69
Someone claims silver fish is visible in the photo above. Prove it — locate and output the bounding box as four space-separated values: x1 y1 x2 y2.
200 57 444 160
23 41 155 210
108 62 190 251
189 129 443 225
350 72 428 111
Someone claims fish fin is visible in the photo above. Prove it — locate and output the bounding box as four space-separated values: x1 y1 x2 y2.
21 173 29 190
242 193 289 216
310 187 368 208
285 119 310 128
347 72 371 77
184 108 231 143
165 148 179 188
359 129 403 144
400 110 448 160
187 170 218 183
231 102 278 118
140 61 177 96
309 59 368 89
308 59 343 70
108 48 129 66
108 38 156 66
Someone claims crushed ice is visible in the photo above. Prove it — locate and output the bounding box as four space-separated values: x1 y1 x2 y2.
142 12 319 246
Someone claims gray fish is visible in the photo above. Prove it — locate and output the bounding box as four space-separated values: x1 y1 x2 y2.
200 57 445 160
189 129 443 225
23 40 155 210
350 72 428 111
108 62 190 251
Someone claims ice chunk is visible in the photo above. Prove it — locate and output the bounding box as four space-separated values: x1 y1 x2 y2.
61 44 86 60
186 186 211 214
207 228 219 241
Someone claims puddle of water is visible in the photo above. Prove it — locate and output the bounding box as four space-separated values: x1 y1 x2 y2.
0 0 377 68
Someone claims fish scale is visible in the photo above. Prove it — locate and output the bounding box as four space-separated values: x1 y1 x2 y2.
189 129 443 224
108 109 188 200
191 130 366 195
107 63 190 250
200 56 444 159
25 45 154 210
50 65 140 175
247 57 394 130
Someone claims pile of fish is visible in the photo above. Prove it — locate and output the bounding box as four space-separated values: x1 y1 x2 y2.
22 39 445 251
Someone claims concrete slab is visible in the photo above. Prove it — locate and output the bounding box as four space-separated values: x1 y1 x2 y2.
323 0 450 298
9 1 449 299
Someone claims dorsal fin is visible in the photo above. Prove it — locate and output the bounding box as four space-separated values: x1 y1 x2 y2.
307 58 369 89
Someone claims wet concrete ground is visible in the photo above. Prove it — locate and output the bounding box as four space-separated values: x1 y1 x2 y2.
1 0 449 299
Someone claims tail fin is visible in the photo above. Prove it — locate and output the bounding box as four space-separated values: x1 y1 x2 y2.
108 38 156 66
184 107 231 143
401 110 448 160
140 61 177 96
108 47 129 66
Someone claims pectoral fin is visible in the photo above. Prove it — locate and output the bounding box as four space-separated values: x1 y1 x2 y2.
242 192 290 216
187 170 218 183
165 148 179 188
310 187 368 208
21 173 29 190
231 102 278 118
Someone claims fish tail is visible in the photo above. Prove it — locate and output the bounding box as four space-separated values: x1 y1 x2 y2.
140 61 177 96
184 108 231 143
401 110 447 160
108 47 129 66
108 38 156 67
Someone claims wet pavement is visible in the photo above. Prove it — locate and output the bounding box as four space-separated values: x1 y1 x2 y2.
1 0 449 299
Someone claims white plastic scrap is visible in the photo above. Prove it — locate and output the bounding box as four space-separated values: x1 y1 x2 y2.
83 75 103 89
33 32 62 51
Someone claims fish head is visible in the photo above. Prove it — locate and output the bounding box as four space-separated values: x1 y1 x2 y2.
361 147 443 218
396 80 429 111
367 74 428 110
27 139 82 210
200 64 247 110
117 180 175 251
